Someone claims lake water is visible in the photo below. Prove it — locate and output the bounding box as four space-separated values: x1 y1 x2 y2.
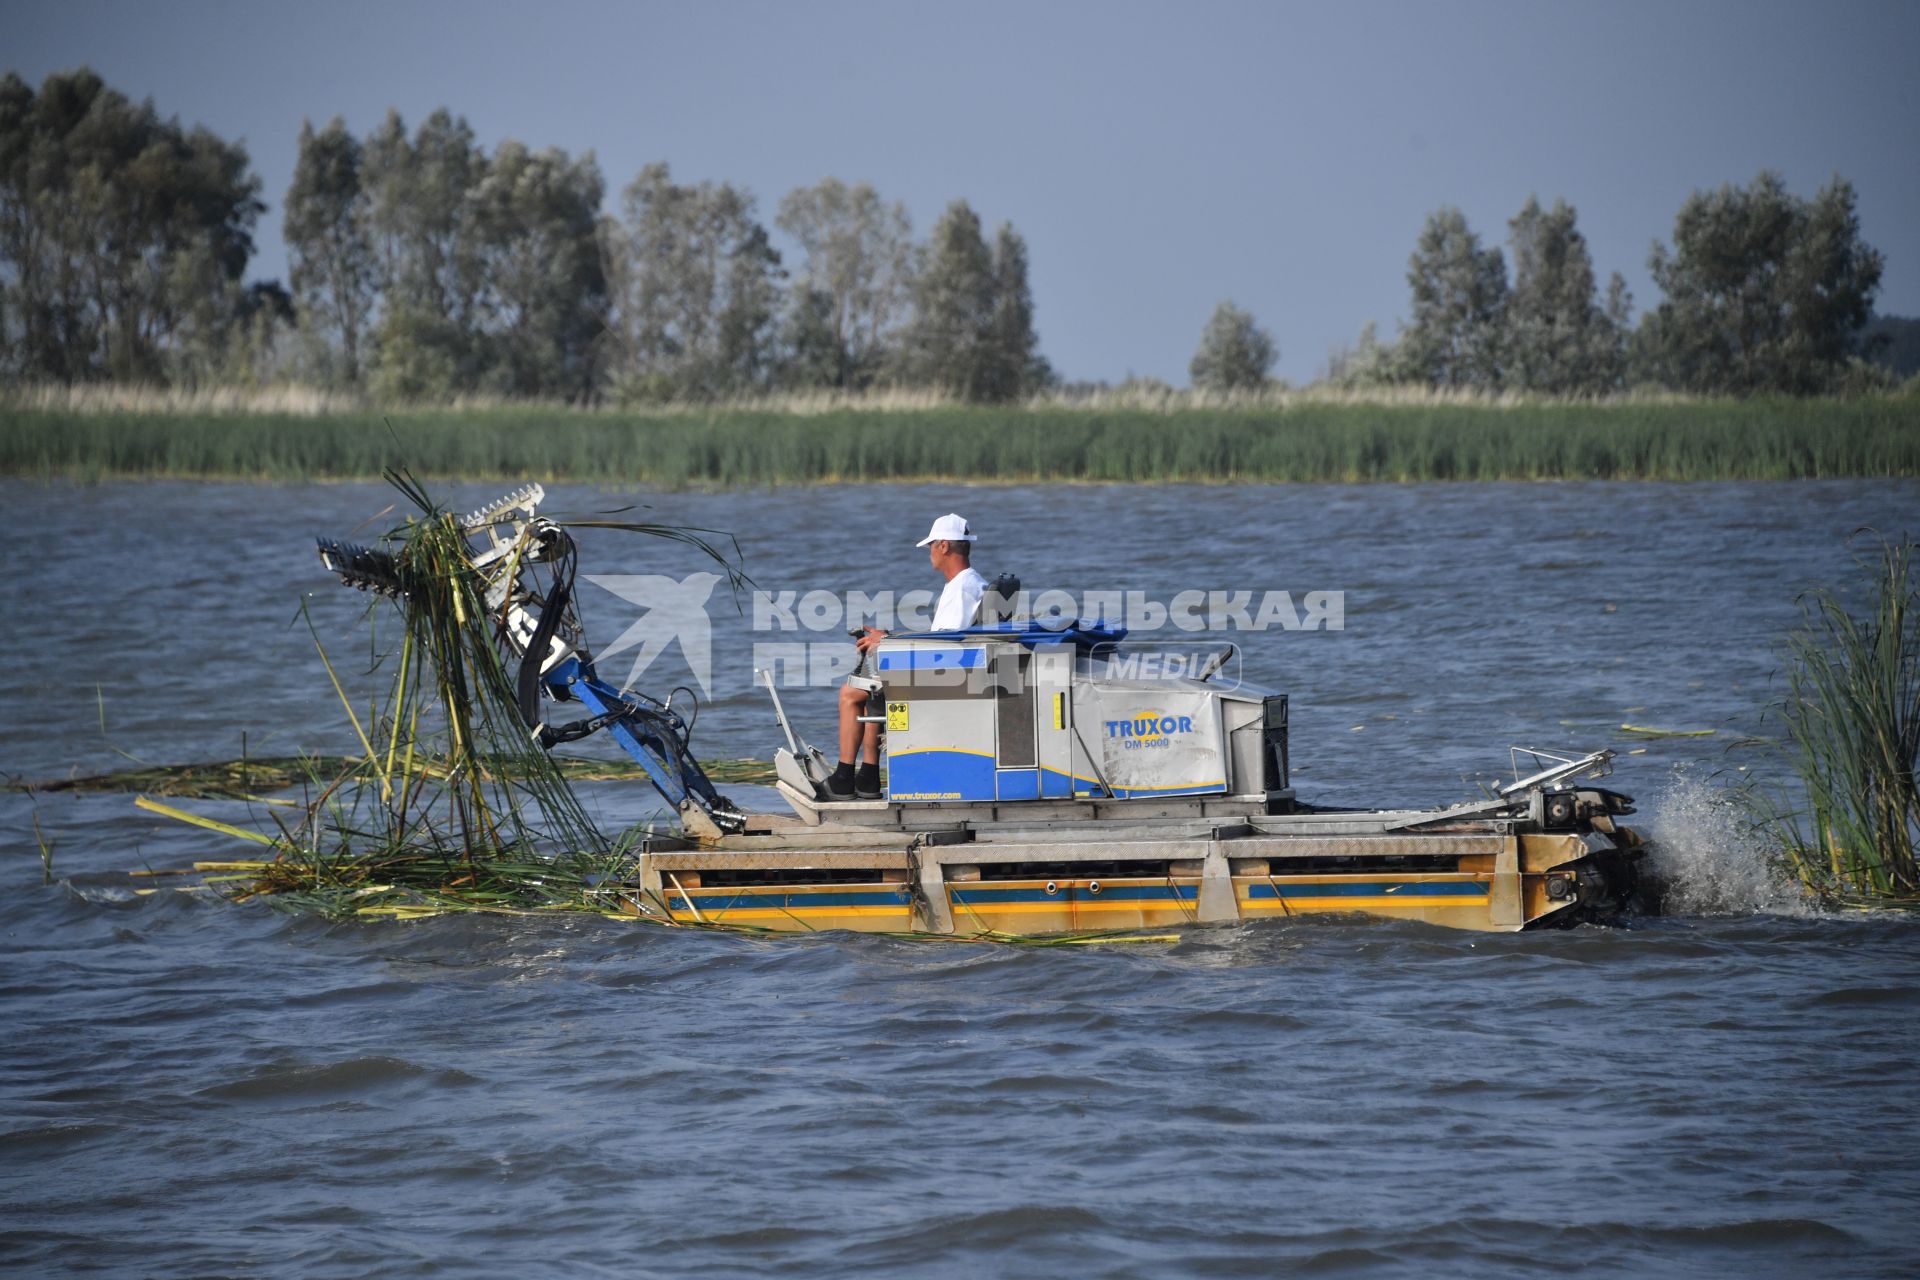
3 477 1917 1277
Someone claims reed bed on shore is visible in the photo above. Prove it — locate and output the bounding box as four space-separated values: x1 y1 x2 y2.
5 393 1918 484
1749 538 1920 907
2 379 1729 418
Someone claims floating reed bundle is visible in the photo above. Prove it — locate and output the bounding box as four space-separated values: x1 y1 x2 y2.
21 755 778 801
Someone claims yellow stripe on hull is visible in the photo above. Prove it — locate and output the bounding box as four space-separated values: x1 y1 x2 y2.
1234 874 1499 928
677 912 916 932
652 867 1581 936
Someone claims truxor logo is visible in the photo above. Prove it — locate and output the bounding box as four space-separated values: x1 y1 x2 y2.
1105 709 1193 749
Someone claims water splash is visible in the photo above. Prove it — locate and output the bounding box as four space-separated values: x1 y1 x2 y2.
1644 766 1816 916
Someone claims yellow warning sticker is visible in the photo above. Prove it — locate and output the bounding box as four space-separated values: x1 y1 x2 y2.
1052 692 1065 730
886 701 910 732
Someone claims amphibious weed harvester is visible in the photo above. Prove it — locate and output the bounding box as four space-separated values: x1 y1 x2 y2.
319 486 1647 935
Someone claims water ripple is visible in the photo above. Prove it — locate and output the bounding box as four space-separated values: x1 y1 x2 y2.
5 479 1920 1278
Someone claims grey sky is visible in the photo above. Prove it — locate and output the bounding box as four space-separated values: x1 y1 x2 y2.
9 0 1917 384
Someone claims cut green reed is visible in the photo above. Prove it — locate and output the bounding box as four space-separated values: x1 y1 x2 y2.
6 394 1919 484
14 754 778 801
122 469 716 921
1749 538 1920 906
33 806 54 885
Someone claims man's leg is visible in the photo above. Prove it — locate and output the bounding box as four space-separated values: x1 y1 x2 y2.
856 716 882 796
828 684 865 798
837 683 867 763
831 683 884 799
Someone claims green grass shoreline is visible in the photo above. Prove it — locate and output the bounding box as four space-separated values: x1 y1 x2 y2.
5 397 1918 484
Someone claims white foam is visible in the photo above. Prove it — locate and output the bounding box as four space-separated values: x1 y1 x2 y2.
1644 766 1818 917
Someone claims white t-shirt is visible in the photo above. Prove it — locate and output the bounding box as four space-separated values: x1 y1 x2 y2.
931 566 989 631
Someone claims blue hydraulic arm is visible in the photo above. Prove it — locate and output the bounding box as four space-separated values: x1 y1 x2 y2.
536 656 744 834
318 482 747 837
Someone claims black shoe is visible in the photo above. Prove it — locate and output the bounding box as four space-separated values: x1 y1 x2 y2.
855 763 882 800
824 762 857 800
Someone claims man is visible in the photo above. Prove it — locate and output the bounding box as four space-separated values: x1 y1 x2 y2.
826 513 987 800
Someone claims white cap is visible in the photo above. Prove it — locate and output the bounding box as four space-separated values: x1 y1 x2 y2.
916 513 977 547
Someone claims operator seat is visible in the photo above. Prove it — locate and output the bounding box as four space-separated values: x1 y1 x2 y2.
979 572 1020 625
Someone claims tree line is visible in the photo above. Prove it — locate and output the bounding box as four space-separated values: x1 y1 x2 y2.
0 67 1904 403
1192 177 1894 397
0 68 1047 403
